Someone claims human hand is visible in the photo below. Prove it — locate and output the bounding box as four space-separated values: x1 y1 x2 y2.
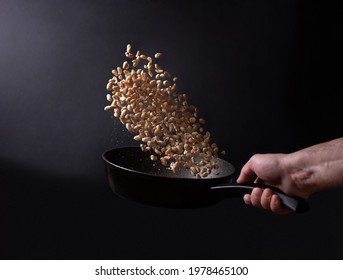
237 138 343 214
236 153 301 215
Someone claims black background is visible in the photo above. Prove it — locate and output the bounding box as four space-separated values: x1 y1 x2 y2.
1 0 343 259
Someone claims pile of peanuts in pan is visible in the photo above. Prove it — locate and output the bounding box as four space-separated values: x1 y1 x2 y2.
105 44 226 178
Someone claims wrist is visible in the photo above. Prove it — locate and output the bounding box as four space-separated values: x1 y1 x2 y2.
281 152 315 198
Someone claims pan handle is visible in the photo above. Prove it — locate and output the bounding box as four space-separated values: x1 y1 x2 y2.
210 183 309 213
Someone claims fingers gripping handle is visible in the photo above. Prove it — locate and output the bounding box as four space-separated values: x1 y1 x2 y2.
269 190 309 213
210 184 309 213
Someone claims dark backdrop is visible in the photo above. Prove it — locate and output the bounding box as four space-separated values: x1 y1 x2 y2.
1 0 343 259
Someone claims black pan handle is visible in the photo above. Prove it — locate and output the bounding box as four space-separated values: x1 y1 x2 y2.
210 183 309 213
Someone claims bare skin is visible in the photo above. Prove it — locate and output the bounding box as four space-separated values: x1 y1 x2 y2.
237 137 343 214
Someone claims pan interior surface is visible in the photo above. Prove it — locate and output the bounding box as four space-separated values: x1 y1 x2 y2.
103 147 235 179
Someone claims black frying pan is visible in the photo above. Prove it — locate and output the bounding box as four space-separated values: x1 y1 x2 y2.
103 147 309 213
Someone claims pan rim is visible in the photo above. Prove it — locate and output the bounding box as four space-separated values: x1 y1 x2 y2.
102 147 235 181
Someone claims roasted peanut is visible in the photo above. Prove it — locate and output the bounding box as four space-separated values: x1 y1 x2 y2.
104 44 223 177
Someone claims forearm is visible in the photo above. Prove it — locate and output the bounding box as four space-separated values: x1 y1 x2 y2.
282 137 343 194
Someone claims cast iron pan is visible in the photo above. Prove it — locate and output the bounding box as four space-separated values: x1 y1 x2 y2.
103 147 309 213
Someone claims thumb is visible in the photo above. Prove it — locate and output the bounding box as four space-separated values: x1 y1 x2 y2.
236 158 257 183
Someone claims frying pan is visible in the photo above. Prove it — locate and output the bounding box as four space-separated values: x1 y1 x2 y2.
103 147 309 213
